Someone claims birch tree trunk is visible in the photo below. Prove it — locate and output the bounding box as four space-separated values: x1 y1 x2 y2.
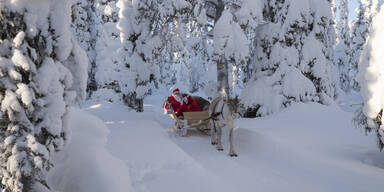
212 0 229 96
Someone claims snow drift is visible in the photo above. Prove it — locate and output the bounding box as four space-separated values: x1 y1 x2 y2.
47 108 131 192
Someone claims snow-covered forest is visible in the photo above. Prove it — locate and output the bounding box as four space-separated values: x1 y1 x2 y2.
0 0 384 192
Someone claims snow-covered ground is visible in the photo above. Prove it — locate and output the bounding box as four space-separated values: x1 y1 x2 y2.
48 93 384 192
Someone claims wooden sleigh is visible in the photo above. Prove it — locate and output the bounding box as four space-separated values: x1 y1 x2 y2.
165 96 211 136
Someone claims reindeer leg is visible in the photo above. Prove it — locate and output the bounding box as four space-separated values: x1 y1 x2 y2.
211 121 217 145
216 125 224 151
174 121 178 131
180 120 188 137
229 126 237 157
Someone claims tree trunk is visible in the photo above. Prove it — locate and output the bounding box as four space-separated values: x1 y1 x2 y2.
216 57 230 96
123 92 144 112
214 0 224 23
212 0 228 96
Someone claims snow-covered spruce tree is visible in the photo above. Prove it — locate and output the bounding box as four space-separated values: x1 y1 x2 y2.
354 4 384 150
234 0 264 90
311 0 338 101
349 0 373 91
117 0 156 111
240 0 338 117
71 0 122 101
0 0 87 191
335 0 352 92
213 9 248 96
117 0 191 111
214 0 264 96
156 0 208 93
71 0 101 98
97 0 119 23
371 0 384 18
212 0 263 97
90 0 125 102
176 0 213 94
144 0 218 95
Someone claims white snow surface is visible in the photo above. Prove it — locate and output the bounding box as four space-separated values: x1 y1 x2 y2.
49 93 384 192
48 107 131 192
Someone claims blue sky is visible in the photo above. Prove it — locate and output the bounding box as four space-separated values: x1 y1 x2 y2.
349 0 359 19
335 0 359 20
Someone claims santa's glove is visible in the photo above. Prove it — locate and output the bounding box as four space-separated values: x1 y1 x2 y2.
175 110 182 116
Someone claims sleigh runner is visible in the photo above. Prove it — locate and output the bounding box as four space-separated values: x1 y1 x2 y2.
165 96 211 136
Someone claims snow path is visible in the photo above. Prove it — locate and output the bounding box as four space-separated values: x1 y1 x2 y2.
84 100 384 192
84 102 234 192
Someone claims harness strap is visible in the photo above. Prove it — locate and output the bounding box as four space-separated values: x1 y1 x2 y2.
203 112 221 121
205 100 225 121
212 118 217 134
221 103 225 119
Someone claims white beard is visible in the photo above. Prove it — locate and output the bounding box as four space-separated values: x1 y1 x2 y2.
173 94 188 105
173 95 183 105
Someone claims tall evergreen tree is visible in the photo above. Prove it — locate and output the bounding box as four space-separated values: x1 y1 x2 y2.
233 0 265 92
336 0 352 92
212 0 263 97
71 0 101 98
91 0 125 102
117 0 191 111
349 0 373 91
0 0 88 191
371 0 384 18
181 0 212 94
354 4 384 150
213 6 248 97
240 0 338 117
157 0 211 94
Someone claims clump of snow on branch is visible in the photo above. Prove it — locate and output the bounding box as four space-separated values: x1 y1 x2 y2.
357 4 384 149
358 5 384 124
213 9 249 63
235 0 264 29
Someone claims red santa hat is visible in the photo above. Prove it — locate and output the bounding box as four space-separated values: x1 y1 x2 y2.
173 88 180 94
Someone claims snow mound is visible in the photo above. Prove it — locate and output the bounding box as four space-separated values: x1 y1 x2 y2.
48 107 131 192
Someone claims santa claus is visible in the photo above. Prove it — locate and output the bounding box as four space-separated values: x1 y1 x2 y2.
164 88 201 117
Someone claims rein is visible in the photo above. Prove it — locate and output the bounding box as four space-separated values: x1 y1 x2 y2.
204 99 226 121
220 103 225 119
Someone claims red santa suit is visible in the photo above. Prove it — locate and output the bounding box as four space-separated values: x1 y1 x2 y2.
164 89 201 117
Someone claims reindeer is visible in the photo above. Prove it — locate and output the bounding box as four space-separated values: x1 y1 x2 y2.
209 96 240 157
